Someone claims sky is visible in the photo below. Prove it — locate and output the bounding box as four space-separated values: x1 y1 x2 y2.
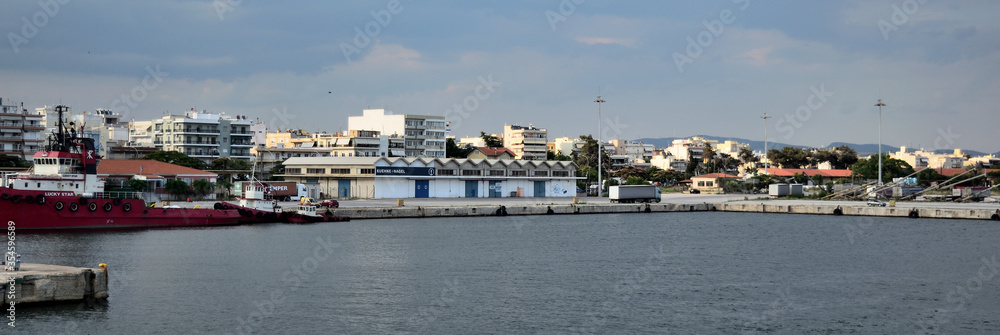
2 0 998 153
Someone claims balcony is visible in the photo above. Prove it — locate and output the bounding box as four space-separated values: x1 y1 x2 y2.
178 127 220 134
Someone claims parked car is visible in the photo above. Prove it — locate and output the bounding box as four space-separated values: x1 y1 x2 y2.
689 189 701 194
319 200 340 208
866 199 887 207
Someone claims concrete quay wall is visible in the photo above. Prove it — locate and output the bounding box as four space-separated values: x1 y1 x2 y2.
717 203 999 220
3 264 108 305
334 203 713 219
331 202 998 221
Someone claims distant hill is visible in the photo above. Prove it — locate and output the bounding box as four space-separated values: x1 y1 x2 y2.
634 136 997 157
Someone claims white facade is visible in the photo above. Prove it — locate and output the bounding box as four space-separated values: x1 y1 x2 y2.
148 109 255 162
348 109 446 158
0 99 44 159
503 124 547 160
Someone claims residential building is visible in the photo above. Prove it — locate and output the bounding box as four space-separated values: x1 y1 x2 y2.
549 137 585 158
457 136 486 148
150 109 254 163
347 108 446 157
608 139 655 164
467 147 515 160
252 146 332 175
279 157 579 199
0 98 44 159
690 173 739 193
889 146 968 169
129 120 154 147
503 124 547 160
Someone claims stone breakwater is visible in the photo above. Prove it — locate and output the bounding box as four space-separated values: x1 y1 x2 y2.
3 264 108 306
329 202 999 221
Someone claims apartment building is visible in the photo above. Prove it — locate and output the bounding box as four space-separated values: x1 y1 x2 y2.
503 124 547 161
347 109 446 158
150 109 254 163
0 98 44 160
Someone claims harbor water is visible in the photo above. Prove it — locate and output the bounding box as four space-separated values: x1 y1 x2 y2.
13 212 1000 334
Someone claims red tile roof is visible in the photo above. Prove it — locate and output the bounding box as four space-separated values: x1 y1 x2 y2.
758 168 852 178
473 147 515 158
692 173 739 179
98 159 216 177
916 168 1000 177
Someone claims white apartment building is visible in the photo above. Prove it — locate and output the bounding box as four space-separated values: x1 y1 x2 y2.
347 109 446 158
890 146 968 169
503 124 547 160
149 109 254 163
0 98 44 160
549 137 585 157
608 139 655 164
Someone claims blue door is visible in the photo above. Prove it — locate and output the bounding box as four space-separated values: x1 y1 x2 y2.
534 181 546 197
338 180 351 198
489 181 502 198
465 180 478 197
415 180 429 198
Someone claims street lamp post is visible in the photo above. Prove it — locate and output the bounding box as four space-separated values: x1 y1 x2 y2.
875 99 885 190
594 96 605 197
761 113 771 175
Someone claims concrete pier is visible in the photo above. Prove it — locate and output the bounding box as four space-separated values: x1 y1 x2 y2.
325 201 999 221
3 264 108 305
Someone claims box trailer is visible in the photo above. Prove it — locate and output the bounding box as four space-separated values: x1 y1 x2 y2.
609 185 661 203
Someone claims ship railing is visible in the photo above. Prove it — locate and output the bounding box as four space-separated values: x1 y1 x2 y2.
92 191 143 200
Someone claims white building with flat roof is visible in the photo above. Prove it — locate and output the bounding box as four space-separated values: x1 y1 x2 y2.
348 108 446 158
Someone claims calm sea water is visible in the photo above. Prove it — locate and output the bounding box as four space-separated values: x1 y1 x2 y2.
11 212 1000 334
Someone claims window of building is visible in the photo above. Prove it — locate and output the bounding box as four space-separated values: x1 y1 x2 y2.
510 170 526 177
330 168 351 174
438 169 457 176
532 170 549 177
286 168 302 174
306 168 326 174
461 170 482 176
358 168 375 175
488 170 505 176
552 171 570 177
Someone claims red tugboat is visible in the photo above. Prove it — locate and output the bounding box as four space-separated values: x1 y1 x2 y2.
215 180 284 223
281 202 350 224
0 105 241 229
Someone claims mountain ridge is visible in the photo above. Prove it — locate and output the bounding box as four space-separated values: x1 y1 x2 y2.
633 136 993 156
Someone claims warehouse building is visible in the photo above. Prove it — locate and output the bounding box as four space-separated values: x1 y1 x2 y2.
279 157 580 199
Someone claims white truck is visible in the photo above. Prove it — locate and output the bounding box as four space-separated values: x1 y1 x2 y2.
609 185 661 203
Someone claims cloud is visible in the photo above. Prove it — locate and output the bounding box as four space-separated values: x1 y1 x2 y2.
573 37 638 47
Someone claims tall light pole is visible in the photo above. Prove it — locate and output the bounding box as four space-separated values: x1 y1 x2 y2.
875 99 885 188
594 96 605 197
761 113 771 175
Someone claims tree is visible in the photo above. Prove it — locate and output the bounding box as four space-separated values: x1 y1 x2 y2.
624 176 647 185
164 179 192 198
575 135 610 176
915 168 947 186
145 151 207 170
547 150 572 161
613 166 647 180
810 173 824 186
210 157 251 171
480 131 503 148
127 178 149 192
767 147 810 169
0 154 31 168
650 169 684 185
849 154 914 183
267 162 285 181
738 146 757 164
447 138 474 158
192 179 215 197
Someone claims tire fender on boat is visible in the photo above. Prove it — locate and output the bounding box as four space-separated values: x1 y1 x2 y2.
54 201 64 211
123 202 132 212
88 202 98 212
103 202 113 212
69 202 79 212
